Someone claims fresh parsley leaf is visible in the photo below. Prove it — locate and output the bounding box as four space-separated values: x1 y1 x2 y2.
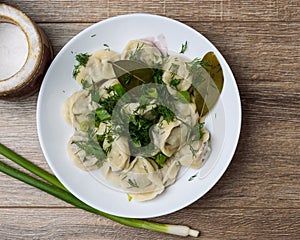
129 115 155 147
73 53 90 78
170 78 181 88
153 69 164 84
153 105 175 123
99 84 125 114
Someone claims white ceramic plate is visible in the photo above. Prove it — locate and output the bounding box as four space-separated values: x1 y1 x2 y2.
37 14 241 218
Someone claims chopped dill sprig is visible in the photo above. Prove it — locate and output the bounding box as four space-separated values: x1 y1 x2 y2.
103 43 110 51
72 129 106 163
129 43 144 60
128 178 139 188
179 41 188 54
186 57 209 78
188 173 198 181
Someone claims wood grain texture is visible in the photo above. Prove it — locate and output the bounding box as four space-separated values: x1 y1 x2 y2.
2 0 300 22
0 0 299 239
165 0 300 22
0 208 299 240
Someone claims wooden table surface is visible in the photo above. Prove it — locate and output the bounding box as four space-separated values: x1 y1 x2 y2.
0 1 299 239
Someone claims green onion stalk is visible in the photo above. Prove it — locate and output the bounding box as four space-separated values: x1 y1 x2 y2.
0 143 199 237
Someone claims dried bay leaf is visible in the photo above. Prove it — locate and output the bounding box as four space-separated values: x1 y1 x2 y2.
193 52 224 117
110 60 154 91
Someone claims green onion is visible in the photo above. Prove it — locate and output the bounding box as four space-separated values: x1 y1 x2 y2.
95 107 111 121
112 83 126 96
0 143 199 237
0 143 66 191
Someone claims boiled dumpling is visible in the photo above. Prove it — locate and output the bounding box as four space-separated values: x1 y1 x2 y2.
96 78 120 100
175 101 200 140
122 39 163 67
104 135 130 172
76 50 120 85
175 128 211 169
160 158 181 186
151 120 186 157
119 156 164 201
100 161 123 187
162 56 192 95
121 101 157 118
62 89 98 129
67 131 103 170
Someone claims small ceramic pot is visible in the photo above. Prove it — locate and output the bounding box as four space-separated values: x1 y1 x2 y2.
0 4 53 99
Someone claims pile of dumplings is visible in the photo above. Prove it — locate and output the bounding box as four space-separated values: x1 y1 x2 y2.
63 39 211 201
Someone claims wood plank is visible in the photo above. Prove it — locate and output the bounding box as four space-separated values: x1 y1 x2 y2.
165 0 300 22
0 208 299 239
0 95 299 207
2 0 300 22
108 0 165 17
187 21 300 84
37 21 300 83
1 0 109 23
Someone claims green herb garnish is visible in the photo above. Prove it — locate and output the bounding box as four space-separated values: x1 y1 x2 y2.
124 74 133 85
154 152 168 167
170 77 181 88
128 178 139 188
186 58 208 78
73 53 90 78
103 43 110 51
154 105 175 123
169 63 180 73
111 60 154 91
179 41 188 54
72 129 106 164
129 115 155 148
153 69 164 84
99 84 125 115
95 107 111 126
129 43 144 60
188 173 198 181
